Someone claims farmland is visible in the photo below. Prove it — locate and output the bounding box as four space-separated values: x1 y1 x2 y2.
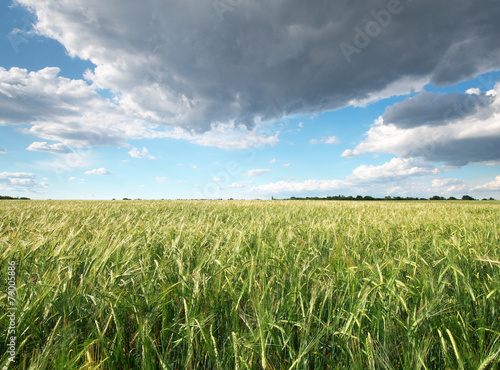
1 200 500 369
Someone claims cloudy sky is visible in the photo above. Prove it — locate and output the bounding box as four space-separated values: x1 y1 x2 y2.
1 0 500 199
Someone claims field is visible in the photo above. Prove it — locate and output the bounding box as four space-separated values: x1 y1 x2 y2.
1 200 500 369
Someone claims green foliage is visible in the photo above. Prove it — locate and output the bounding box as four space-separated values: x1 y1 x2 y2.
1 200 500 369
430 195 446 200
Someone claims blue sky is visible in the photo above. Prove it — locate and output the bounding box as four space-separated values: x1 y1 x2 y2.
1 0 500 199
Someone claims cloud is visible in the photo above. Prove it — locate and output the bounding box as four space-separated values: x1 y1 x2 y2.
309 136 340 144
282 163 291 167
68 176 76 181
227 181 254 188
382 90 495 128
33 149 93 178
244 169 271 177
249 157 451 196
343 83 500 166
432 178 463 188
431 178 467 193
0 172 48 192
14 0 500 134
171 123 280 150
0 67 150 147
0 67 279 150
128 147 155 159
472 175 500 191
269 158 276 164
0 147 7 154
348 158 443 183
84 168 112 175
155 177 167 183
250 179 347 194
27 141 73 154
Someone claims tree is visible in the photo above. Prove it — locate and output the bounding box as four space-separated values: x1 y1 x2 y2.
462 195 475 200
430 195 445 200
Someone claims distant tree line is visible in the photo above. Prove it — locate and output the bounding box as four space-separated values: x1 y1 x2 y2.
0 195 30 200
284 195 495 201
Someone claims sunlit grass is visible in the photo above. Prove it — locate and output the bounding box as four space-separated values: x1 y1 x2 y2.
1 200 499 368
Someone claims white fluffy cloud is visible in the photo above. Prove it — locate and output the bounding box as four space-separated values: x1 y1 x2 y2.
348 158 443 183
431 178 467 193
0 172 48 192
310 136 340 145
0 67 148 148
250 179 347 194
172 123 280 150
84 168 112 176
155 177 167 183
0 67 279 150
227 181 254 188
343 83 500 166
249 157 449 196
244 169 271 177
472 175 500 191
128 147 155 159
27 141 73 154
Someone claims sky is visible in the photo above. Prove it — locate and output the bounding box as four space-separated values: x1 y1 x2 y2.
1 0 500 200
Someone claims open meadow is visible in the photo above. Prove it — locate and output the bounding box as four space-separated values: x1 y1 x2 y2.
1 200 500 369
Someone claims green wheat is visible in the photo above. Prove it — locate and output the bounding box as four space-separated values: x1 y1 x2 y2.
0 200 499 369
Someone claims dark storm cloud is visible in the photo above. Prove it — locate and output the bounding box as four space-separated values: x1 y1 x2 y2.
15 0 500 131
344 82 500 166
382 91 495 128
405 136 500 167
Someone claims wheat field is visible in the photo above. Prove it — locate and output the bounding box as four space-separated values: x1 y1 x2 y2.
1 200 499 369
